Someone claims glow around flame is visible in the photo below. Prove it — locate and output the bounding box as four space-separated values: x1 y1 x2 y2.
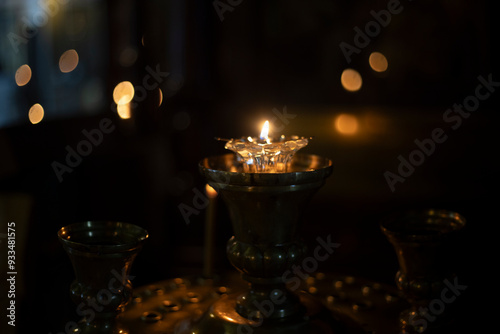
205 184 218 199
260 120 270 141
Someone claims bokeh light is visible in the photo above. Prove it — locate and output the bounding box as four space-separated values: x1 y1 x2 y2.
117 102 131 119
113 81 135 105
15 64 32 86
341 69 362 92
29 103 44 124
369 52 388 72
334 114 358 135
158 88 163 107
119 47 138 67
59 49 79 73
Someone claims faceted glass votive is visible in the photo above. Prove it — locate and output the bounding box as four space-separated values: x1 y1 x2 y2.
58 221 148 334
224 135 309 173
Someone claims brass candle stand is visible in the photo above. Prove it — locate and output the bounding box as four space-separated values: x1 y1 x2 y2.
188 152 355 334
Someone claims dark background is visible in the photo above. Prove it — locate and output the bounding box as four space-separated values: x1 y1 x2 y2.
0 0 495 332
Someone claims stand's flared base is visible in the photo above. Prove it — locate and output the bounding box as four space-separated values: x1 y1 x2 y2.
188 291 363 334
118 273 407 333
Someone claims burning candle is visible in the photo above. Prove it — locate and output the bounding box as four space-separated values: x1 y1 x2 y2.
222 120 310 173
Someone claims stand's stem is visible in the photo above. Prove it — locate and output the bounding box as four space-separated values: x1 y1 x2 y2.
235 279 304 320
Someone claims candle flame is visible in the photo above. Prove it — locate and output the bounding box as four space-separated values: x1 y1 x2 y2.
260 120 270 140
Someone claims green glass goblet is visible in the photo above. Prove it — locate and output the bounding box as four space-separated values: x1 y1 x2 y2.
58 221 148 334
381 209 466 333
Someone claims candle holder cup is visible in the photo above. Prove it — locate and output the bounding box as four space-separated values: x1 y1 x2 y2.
58 221 148 334
191 153 353 334
380 209 466 333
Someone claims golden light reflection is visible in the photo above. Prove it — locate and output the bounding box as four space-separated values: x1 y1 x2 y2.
205 184 218 199
29 103 44 124
15 64 32 86
341 69 362 92
117 102 131 119
59 49 79 73
158 88 163 107
335 114 358 135
113 81 135 105
369 52 388 72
